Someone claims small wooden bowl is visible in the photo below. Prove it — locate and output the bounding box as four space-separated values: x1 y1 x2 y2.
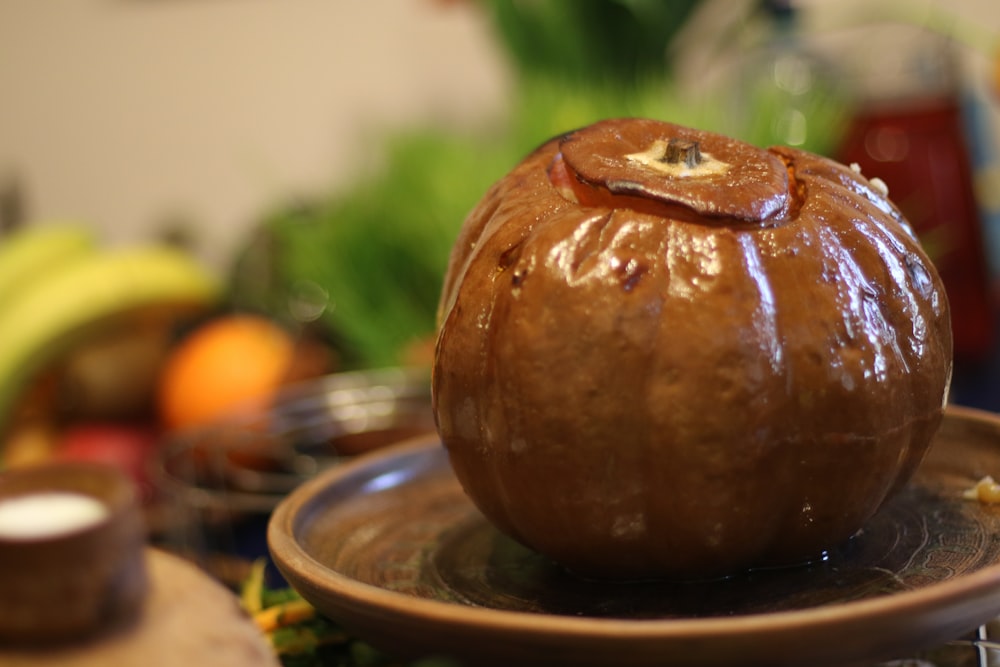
0 462 147 644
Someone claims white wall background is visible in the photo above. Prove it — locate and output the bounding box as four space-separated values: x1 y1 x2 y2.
0 0 510 267
0 0 997 270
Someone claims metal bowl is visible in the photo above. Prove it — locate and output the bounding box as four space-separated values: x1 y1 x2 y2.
152 367 434 577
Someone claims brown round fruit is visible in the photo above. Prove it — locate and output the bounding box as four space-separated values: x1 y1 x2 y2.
432 118 953 581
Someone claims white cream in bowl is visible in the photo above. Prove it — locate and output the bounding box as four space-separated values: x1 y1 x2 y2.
0 492 109 539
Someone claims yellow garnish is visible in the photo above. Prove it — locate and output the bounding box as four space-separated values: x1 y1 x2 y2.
240 557 267 614
963 475 1000 503
254 599 317 633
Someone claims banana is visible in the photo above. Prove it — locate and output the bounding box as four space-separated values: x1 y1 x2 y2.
0 244 220 432
0 225 98 310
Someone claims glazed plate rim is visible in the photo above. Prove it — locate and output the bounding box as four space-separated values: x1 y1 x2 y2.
267 404 1000 664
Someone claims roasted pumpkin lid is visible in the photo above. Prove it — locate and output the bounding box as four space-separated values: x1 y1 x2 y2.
555 118 792 223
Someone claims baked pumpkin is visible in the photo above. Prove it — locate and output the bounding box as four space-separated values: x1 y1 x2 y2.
432 118 953 580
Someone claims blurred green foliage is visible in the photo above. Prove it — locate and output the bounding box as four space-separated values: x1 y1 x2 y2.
235 0 848 370
478 0 703 83
245 75 708 369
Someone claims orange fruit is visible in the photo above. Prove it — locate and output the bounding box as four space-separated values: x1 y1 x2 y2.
157 314 295 431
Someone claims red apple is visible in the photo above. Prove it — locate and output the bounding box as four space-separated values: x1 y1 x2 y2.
53 423 159 503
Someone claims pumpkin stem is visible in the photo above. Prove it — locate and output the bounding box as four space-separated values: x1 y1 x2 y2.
664 139 702 168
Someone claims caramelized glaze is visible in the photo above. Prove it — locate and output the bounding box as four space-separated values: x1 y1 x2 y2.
433 118 952 580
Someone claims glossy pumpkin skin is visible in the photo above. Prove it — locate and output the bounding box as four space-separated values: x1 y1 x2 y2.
432 118 953 581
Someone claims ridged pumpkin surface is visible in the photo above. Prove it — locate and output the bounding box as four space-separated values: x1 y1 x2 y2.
432 118 953 580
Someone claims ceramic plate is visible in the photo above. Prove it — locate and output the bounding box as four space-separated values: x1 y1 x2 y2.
268 406 1000 667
